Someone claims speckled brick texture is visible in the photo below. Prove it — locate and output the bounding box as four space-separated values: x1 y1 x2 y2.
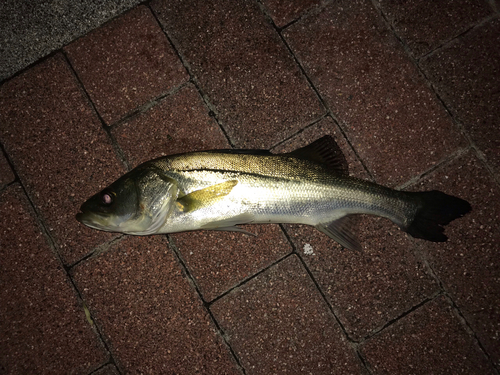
72 235 240 374
211 255 366 374
376 0 492 58
112 83 228 167
283 0 465 186
285 218 439 341
361 296 495 374
0 151 15 189
0 184 106 374
2 1 499 373
173 224 291 302
0 53 124 265
65 6 188 125
261 0 321 28
420 19 500 173
414 152 500 367
151 0 325 148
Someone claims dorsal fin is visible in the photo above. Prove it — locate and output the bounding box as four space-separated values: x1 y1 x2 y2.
286 135 349 175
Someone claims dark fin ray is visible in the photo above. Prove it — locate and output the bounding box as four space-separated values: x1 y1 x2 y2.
404 191 472 242
286 135 349 175
316 215 362 251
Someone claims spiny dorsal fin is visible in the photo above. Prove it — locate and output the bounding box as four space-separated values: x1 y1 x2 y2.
286 135 349 175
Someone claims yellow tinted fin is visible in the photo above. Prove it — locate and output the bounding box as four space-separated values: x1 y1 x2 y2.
176 180 238 212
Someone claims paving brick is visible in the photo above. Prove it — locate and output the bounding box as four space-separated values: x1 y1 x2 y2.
414 151 500 367
285 216 439 341
261 0 321 28
112 83 228 167
92 364 120 375
151 0 325 149
210 255 365 374
0 184 106 374
0 151 15 189
420 19 500 173
284 0 465 186
65 6 188 125
376 0 492 58
0 53 125 265
72 235 240 374
361 296 495 374
173 224 291 302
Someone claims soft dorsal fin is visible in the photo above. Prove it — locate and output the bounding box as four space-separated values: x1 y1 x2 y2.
286 135 349 175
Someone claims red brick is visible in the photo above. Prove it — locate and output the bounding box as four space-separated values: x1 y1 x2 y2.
284 0 465 186
377 0 492 58
210 255 365 374
361 296 495 374
72 235 240 374
261 0 321 28
0 54 124 265
414 152 500 367
112 83 228 167
0 151 15 189
420 19 500 174
0 184 106 374
173 224 291 302
151 0 325 148
65 6 188 125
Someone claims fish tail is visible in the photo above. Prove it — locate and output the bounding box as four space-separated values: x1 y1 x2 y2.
404 191 471 242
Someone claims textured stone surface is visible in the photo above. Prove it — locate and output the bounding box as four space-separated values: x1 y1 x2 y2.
173 224 291 302
0 54 124 265
65 6 188 125
0 184 106 374
211 255 365 374
0 0 142 80
261 0 321 28
415 152 500 367
151 0 325 148
285 216 439 341
284 0 465 186
0 151 15 189
112 83 228 167
362 296 495 374
72 235 240 374
376 0 492 58
420 19 500 173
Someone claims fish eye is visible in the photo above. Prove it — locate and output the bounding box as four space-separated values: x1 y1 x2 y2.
100 190 114 205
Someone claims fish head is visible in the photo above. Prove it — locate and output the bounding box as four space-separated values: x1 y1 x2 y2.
76 167 178 235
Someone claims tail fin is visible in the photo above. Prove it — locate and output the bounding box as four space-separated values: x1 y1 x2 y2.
405 191 471 242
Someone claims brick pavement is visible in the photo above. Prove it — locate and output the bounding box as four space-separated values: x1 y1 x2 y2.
1 1 499 374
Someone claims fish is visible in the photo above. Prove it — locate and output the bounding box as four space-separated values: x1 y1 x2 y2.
76 136 471 251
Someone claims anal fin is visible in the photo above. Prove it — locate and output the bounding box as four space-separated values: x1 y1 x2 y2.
316 215 362 252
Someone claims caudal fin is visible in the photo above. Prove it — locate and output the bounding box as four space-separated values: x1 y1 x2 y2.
405 191 471 242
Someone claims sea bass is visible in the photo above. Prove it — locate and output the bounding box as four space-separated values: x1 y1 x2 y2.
76 136 471 251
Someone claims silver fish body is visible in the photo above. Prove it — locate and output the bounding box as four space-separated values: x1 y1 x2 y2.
76 136 471 251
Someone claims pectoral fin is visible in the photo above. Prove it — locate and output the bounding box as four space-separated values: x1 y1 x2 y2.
316 216 362 252
176 180 238 212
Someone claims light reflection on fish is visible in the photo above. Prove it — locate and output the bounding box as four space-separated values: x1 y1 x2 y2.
76 136 471 251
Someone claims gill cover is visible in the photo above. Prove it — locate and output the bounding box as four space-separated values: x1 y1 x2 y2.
76 167 178 235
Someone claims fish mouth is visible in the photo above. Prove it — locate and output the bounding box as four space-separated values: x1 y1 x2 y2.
75 211 110 231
